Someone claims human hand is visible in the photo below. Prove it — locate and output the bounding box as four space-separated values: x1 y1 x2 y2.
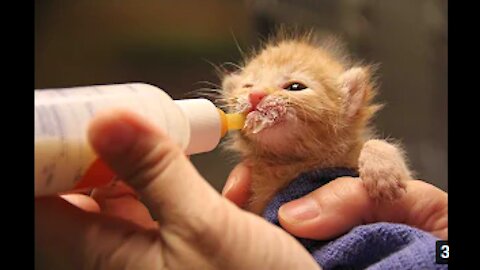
223 162 448 240
35 110 321 270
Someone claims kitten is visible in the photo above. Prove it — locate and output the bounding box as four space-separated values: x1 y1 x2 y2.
219 31 412 214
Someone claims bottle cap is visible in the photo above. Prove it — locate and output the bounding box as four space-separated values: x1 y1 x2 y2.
175 99 223 155
175 99 246 155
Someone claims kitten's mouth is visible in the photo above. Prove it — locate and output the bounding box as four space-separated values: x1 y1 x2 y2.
244 98 288 134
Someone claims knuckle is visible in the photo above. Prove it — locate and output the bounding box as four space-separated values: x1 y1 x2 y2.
124 139 184 189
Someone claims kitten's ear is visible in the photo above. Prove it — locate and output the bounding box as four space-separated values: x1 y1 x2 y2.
339 67 372 118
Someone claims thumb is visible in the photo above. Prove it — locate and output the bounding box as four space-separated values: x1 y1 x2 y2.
88 110 321 270
88 109 222 228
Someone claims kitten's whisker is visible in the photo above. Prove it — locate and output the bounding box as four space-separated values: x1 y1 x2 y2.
201 58 229 79
195 87 224 93
184 87 222 94
215 97 237 102
230 29 247 60
182 88 227 100
221 62 244 71
285 95 310 121
193 81 222 89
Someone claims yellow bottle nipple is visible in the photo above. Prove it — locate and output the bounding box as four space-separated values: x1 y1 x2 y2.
217 109 246 137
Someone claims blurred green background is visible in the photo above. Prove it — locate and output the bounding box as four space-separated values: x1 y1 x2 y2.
35 0 447 192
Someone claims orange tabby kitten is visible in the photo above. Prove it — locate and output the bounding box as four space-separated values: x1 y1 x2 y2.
220 31 412 214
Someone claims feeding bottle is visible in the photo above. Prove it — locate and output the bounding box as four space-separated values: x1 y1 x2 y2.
34 83 245 197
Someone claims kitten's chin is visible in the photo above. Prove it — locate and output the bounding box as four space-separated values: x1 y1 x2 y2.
243 112 300 152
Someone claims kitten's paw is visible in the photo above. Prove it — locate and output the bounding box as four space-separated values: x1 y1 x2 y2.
359 165 407 201
358 140 410 201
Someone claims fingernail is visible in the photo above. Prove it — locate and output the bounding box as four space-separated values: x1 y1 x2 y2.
94 117 138 155
222 176 237 196
279 198 319 223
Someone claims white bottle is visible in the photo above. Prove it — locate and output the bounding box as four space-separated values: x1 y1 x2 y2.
34 83 245 197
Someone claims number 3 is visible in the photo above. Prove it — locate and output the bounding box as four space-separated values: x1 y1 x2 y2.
441 245 449 259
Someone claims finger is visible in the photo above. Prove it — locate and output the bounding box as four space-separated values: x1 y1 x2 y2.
35 196 164 269
279 177 372 239
88 109 222 230
91 181 159 229
222 161 252 208
61 194 100 213
378 179 448 239
278 177 448 240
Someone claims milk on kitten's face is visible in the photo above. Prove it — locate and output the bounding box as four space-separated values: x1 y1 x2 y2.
222 39 366 158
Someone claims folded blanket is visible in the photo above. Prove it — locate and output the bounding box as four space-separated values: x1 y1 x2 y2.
262 167 447 269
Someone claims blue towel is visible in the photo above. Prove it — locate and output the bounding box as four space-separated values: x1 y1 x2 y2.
262 167 447 269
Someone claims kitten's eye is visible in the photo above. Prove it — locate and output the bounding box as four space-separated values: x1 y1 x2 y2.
284 82 307 91
243 84 253 88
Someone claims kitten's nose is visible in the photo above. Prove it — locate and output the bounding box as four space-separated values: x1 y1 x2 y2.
248 90 268 111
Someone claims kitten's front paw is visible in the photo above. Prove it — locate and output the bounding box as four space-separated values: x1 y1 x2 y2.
358 140 409 201
359 163 407 201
